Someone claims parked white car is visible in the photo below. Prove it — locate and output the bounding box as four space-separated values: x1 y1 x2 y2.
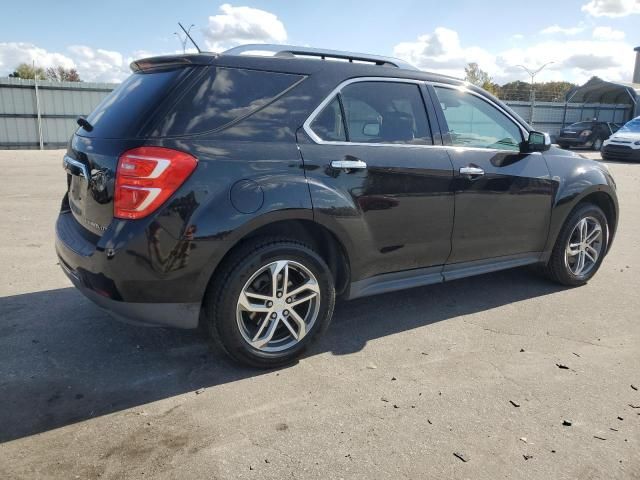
602 116 640 161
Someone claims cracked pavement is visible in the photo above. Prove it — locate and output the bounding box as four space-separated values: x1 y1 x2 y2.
0 150 639 479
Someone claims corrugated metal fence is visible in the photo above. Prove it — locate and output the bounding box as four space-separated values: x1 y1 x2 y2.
0 78 116 149
505 100 633 140
0 78 635 149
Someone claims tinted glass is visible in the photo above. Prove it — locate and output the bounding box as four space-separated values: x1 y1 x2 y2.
152 67 302 137
81 69 183 138
340 82 432 144
568 122 594 129
434 87 522 151
310 97 346 141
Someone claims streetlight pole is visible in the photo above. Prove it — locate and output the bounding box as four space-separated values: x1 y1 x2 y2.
515 62 554 128
174 24 195 54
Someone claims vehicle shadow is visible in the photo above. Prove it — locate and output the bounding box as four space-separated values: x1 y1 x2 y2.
0 268 565 443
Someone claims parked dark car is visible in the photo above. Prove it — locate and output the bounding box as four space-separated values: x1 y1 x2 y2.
602 116 640 162
56 44 618 367
557 120 620 150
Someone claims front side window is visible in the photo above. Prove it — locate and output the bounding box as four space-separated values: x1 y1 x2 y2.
433 86 523 151
309 81 432 145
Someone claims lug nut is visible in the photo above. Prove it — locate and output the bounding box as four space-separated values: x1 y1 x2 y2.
286 297 292 304
271 312 277 319
266 301 273 307
277 292 283 298
283 310 289 316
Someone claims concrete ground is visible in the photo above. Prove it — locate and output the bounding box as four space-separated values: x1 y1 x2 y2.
0 149 639 480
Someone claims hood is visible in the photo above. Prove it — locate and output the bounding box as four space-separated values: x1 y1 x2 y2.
609 130 640 142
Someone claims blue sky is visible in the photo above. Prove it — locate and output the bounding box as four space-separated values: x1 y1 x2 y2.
1 0 638 83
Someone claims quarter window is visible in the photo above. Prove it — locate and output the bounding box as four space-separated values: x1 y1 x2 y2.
433 86 523 151
310 81 432 145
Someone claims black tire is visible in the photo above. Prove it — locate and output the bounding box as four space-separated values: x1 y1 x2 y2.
559 144 570 150
204 237 335 368
543 203 609 286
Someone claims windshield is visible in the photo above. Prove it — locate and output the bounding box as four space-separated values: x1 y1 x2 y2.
567 122 593 129
619 118 640 134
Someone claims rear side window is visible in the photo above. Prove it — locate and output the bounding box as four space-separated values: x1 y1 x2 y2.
81 69 183 138
310 81 432 145
151 67 303 137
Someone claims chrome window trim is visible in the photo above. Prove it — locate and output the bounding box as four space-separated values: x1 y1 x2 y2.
302 76 530 153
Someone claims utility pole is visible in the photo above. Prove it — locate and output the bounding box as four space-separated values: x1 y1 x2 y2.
174 24 195 54
515 62 554 128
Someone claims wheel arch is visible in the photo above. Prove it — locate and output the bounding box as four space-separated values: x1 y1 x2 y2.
198 216 352 322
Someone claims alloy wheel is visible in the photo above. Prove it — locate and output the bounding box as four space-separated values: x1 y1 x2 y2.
564 216 604 277
236 260 321 352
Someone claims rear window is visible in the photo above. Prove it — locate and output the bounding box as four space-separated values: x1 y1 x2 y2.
80 69 184 138
150 67 303 137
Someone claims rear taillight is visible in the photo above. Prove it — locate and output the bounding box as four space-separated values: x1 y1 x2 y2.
114 147 197 220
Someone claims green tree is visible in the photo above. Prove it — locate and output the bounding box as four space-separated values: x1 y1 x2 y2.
8 63 46 80
464 63 492 87
46 66 81 82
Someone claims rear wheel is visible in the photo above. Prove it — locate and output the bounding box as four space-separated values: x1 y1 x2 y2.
559 144 570 150
543 203 608 286
205 238 335 368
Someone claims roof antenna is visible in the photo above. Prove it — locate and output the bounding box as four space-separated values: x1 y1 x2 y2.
178 22 201 53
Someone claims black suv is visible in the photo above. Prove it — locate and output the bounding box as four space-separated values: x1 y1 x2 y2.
557 120 620 150
56 45 618 367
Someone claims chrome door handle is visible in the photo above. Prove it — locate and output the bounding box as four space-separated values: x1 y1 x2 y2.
330 160 367 170
459 166 484 176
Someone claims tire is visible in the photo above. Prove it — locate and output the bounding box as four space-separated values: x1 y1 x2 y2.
543 203 608 286
204 238 335 368
559 144 570 150
593 137 603 151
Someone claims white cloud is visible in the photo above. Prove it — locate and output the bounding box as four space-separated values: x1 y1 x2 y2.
393 27 497 78
540 24 585 35
0 42 74 73
0 42 129 82
582 0 640 17
202 3 287 52
393 28 635 84
592 26 626 40
67 45 128 82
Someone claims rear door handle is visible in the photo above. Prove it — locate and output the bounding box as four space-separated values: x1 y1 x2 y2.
459 166 485 177
330 160 367 170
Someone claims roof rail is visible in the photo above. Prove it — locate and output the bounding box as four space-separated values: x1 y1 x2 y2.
222 44 419 71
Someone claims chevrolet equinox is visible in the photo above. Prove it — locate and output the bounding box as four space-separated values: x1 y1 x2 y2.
56 44 619 367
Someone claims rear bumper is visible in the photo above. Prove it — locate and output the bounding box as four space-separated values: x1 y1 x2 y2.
55 211 201 328
602 145 640 162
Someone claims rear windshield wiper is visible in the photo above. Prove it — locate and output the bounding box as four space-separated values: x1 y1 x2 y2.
77 116 94 132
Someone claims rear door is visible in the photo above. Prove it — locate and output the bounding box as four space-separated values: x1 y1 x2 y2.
429 84 555 266
298 79 455 280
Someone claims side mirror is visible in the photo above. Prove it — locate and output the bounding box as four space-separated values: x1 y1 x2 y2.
362 122 380 137
522 131 551 153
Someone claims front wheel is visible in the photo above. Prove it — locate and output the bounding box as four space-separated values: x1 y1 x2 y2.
205 238 335 368
543 203 608 286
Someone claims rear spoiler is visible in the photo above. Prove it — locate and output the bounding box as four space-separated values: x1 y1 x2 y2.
130 54 218 73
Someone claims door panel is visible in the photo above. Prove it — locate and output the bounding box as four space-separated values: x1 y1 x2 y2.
430 85 554 265
298 134 454 280
445 149 554 264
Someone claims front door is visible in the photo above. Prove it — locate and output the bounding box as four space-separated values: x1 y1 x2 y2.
298 79 455 281
430 85 555 266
